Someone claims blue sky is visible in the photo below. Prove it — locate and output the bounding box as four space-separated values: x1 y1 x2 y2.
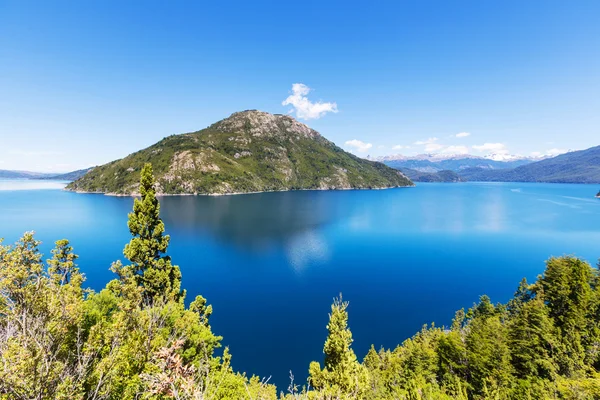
1 0 599 172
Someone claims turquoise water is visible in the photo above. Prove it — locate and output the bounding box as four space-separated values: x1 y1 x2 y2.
1 181 599 387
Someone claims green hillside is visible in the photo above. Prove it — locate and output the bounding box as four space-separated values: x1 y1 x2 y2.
67 110 412 195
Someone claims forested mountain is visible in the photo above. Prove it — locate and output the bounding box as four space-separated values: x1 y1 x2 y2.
38 168 93 181
399 168 465 182
66 110 412 195
2 165 600 399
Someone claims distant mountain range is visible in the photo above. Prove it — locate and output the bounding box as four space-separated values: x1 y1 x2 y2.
0 168 92 181
459 145 600 183
375 154 540 173
380 146 600 184
67 110 413 195
0 170 53 179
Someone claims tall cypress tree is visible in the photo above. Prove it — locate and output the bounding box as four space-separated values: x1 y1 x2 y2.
122 163 183 304
323 295 356 374
309 294 367 395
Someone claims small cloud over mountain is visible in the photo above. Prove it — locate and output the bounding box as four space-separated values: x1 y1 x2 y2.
345 139 373 153
441 145 469 154
282 83 338 120
414 137 439 145
531 148 569 158
545 148 568 156
414 137 443 152
455 132 471 138
472 143 509 155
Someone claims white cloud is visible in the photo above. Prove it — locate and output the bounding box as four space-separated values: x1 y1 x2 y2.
414 137 438 145
425 143 443 152
472 143 509 154
441 145 469 154
345 139 372 153
531 148 568 158
455 132 471 138
545 148 568 156
392 144 407 150
413 137 443 152
282 83 338 120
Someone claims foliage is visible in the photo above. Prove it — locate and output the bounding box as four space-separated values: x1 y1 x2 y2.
292 255 600 399
0 166 276 399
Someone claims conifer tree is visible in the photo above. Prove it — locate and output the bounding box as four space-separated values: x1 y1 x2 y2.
47 239 80 286
508 297 558 380
121 163 183 304
507 277 533 316
465 297 512 396
323 295 356 373
308 294 368 396
538 256 594 375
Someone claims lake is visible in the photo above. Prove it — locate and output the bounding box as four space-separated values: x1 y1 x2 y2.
1 180 599 389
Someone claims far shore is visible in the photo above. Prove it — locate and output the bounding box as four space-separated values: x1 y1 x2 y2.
66 184 416 198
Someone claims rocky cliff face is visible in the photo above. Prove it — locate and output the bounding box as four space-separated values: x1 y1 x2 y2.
210 110 321 139
67 110 413 195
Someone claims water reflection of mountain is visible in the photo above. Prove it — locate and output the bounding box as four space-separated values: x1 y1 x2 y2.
159 191 351 251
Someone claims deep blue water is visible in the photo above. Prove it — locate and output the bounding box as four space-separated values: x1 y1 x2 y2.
1 180 600 389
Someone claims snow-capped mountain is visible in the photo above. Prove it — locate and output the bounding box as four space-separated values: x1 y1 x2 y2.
372 153 548 163
483 153 547 162
370 153 548 173
373 153 481 162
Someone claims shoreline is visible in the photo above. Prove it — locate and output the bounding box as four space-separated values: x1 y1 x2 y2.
66 184 416 197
